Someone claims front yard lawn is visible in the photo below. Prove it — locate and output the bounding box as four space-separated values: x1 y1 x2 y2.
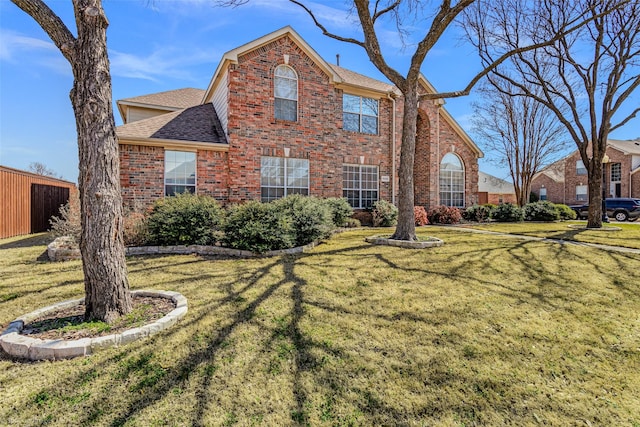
1 228 639 426
462 220 640 249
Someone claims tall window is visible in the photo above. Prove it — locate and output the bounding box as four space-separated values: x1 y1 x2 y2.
439 153 465 207
576 185 587 201
611 163 621 181
576 160 587 175
261 157 309 202
343 164 379 208
539 188 547 201
274 65 297 121
343 94 378 134
165 151 196 196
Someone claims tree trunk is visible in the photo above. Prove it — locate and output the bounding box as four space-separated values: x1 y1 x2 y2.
391 85 419 241
586 160 604 229
71 0 131 322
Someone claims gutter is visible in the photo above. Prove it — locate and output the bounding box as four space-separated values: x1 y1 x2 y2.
387 93 396 205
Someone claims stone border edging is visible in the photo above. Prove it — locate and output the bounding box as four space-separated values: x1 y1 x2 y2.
0 290 187 361
567 224 622 231
47 237 319 262
365 235 444 249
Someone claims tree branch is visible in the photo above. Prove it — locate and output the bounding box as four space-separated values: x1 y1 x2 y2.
10 0 77 63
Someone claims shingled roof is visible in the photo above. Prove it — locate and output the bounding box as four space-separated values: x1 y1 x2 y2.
119 88 205 110
328 64 396 94
116 104 227 145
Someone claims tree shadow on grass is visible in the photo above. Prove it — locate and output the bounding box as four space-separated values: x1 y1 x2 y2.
0 233 53 250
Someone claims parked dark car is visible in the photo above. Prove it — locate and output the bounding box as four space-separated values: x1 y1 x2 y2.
570 198 640 221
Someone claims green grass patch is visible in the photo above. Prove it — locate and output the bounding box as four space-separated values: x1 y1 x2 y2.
462 220 640 249
1 229 639 426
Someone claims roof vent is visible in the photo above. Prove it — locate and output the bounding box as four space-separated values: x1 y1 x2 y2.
336 54 340 66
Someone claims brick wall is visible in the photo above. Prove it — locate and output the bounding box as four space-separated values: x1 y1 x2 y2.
119 144 164 210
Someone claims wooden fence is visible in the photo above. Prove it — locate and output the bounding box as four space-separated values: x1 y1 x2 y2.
1 166 77 239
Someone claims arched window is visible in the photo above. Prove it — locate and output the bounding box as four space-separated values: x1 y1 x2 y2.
439 153 465 207
274 65 297 121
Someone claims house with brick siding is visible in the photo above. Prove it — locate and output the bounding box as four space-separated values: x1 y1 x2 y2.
531 138 640 204
477 171 516 205
116 26 482 211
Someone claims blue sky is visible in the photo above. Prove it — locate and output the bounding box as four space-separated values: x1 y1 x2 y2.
0 0 638 183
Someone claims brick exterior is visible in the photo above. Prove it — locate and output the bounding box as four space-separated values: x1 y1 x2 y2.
531 147 640 205
118 33 480 211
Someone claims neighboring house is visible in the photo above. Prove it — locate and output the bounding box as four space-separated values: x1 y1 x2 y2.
531 138 640 205
477 171 516 205
116 26 482 211
0 165 77 239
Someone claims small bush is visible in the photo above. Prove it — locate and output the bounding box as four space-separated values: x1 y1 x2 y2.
50 192 81 242
554 203 578 221
427 205 462 224
372 200 398 227
524 201 560 222
352 211 373 226
146 193 224 246
462 204 492 222
323 197 354 227
273 194 334 246
123 211 148 246
344 218 361 228
414 206 429 226
222 201 295 253
491 203 524 222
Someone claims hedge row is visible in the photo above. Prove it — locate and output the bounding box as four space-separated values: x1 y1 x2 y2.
463 201 577 222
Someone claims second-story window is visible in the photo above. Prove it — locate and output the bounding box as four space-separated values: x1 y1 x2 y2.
274 65 297 121
343 94 378 134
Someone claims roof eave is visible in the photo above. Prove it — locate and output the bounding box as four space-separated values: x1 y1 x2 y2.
118 136 229 152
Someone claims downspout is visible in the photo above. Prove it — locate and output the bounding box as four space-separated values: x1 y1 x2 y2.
387 93 396 205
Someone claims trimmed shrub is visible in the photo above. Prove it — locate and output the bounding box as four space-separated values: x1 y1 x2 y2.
222 201 295 253
50 192 81 242
352 211 373 226
344 218 361 228
524 201 560 222
147 193 224 246
323 197 354 227
491 203 524 222
414 206 429 226
462 204 492 222
273 194 334 246
529 192 539 203
427 205 462 224
372 200 398 227
554 203 578 221
123 211 148 246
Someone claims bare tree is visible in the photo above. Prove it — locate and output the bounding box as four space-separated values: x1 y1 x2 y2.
12 0 131 322
222 0 603 240
467 0 640 228
472 79 568 207
29 161 63 179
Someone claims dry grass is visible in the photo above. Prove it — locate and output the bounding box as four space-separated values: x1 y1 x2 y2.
463 220 640 249
1 229 639 426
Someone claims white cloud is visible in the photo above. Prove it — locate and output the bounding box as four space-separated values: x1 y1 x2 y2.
109 47 215 82
0 29 57 62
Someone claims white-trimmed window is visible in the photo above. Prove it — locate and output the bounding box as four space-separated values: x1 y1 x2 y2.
165 150 196 196
343 164 379 208
274 65 297 121
611 163 621 181
576 185 587 201
439 153 465 207
576 160 587 175
343 94 378 134
261 157 309 202
539 187 547 201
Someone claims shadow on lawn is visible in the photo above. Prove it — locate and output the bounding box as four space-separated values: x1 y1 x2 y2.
0 233 53 250
5 231 639 426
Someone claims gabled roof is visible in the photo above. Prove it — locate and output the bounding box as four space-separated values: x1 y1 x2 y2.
203 26 344 103
329 64 397 95
478 171 515 193
607 138 640 155
116 104 227 149
117 88 205 123
418 75 483 158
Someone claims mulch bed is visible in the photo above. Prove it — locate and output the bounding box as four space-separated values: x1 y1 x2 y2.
20 295 175 341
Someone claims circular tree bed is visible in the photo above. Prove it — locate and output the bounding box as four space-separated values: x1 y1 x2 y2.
0 290 187 361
